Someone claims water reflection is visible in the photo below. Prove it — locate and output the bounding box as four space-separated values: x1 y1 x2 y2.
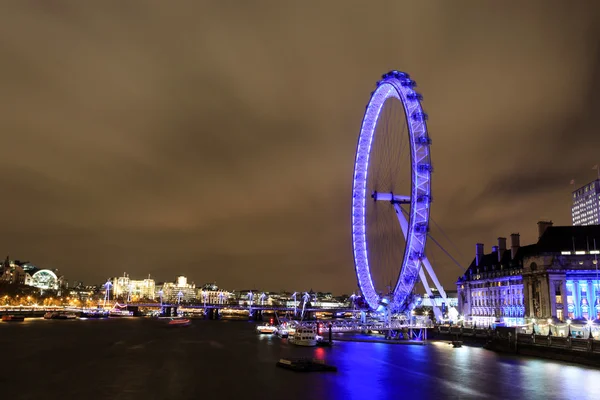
306 340 600 400
1 320 599 400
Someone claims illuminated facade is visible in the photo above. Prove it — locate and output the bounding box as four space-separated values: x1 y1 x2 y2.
112 273 156 300
161 276 196 303
457 221 600 326
197 283 231 304
456 235 526 326
523 223 600 322
572 179 600 226
0 257 27 285
29 269 60 290
1 257 64 291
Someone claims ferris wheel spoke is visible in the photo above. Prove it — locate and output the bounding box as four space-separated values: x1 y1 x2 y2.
371 192 410 203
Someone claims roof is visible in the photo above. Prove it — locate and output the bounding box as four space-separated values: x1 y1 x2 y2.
512 244 537 260
457 224 600 282
572 178 600 195
458 246 524 282
536 225 600 253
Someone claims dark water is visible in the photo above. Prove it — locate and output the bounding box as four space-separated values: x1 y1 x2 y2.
1 318 598 400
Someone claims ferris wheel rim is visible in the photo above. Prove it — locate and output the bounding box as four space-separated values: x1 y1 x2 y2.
351 70 432 311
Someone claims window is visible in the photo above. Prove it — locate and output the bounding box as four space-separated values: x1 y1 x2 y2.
530 262 537 271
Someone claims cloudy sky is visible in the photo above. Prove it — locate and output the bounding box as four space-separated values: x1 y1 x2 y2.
0 1 599 294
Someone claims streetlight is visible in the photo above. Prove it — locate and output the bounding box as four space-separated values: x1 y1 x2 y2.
547 318 553 336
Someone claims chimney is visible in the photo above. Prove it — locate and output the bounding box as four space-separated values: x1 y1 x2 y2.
475 243 484 266
498 237 507 262
510 233 520 260
537 220 553 240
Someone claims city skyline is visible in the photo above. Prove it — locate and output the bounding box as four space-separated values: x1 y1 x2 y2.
1 3 599 294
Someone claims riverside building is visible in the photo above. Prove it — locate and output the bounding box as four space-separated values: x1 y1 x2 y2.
111 273 156 300
457 221 600 326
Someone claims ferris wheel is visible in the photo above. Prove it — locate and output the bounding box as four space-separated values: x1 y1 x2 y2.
351 70 447 315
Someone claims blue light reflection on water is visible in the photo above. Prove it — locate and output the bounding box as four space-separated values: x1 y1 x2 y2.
306 340 600 400
2 319 600 400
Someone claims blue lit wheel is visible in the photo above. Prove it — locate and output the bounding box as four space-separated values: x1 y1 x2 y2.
351 70 432 312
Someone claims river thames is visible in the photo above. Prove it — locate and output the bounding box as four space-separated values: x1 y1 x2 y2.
1 318 598 400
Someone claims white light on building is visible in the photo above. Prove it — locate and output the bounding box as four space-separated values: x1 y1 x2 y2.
572 179 600 226
112 273 156 300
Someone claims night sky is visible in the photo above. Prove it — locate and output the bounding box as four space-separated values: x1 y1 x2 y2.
1 2 599 294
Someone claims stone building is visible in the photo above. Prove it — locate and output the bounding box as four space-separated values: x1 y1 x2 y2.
456 234 526 326
457 221 600 326
523 223 600 322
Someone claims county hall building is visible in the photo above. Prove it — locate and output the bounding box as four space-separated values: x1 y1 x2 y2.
456 221 600 326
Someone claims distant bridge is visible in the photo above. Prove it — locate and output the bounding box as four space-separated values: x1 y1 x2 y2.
130 303 357 313
0 304 358 314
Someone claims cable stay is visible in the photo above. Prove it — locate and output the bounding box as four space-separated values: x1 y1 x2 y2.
399 206 464 271
428 214 465 260
427 233 465 272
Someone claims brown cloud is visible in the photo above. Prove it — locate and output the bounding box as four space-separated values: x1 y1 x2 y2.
0 1 599 293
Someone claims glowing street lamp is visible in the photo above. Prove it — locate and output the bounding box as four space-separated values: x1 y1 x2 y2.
247 291 254 308
103 280 113 307
301 292 310 317
291 292 298 315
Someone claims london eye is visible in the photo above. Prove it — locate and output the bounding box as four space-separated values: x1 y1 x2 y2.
351 70 438 314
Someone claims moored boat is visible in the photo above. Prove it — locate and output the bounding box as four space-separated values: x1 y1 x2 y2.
2 315 25 322
44 312 77 320
289 326 319 347
109 309 134 317
80 310 109 318
276 358 337 372
276 328 289 338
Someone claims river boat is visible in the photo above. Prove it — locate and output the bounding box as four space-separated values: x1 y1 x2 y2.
168 318 191 327
289 326 320 347
256 324 278 334
44 312 77 320
2 315 25 322
109 309 134 317
276 328 289 338
80 310 109 318
276 358 337 372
